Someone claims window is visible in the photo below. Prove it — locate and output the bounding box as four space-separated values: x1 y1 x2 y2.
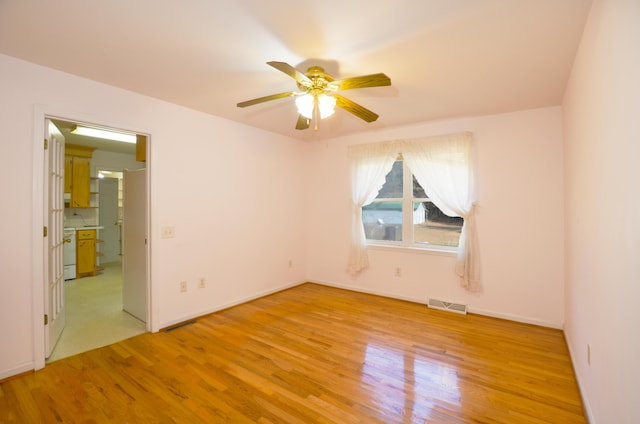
362 159 463 248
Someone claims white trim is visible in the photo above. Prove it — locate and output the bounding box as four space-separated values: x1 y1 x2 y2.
0 362 34 380
308 279 429 305
145 134 161 333
31 104 155 369
307 278 563 329
564 334 594 423
367 243 458 257
32 105 46 371
466 306 562 330
158 280 305 330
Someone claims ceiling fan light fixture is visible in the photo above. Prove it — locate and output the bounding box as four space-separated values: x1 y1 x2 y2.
295 93 336 120
295 94 314 119
238 61 390 130
318 94 336 119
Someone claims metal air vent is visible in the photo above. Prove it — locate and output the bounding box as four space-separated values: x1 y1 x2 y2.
428 298 468 315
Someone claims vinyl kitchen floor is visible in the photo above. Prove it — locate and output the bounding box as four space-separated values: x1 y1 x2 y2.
47 260 146 363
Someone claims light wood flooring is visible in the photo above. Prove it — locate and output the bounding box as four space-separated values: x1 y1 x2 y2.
0 283 586 423
47 261 146 362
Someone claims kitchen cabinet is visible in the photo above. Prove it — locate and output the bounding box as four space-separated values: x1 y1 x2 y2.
65 144 95 208
76 229 97 277
70 156 91 207
136 134 147 162
64 156 72 193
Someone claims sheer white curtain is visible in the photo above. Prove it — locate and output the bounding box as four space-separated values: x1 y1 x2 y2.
347 142 398 274
401 132 480 290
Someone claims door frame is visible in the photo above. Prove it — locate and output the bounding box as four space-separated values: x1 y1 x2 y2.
32 104 153 370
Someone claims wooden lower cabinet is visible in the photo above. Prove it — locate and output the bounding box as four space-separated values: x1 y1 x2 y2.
76 229 96 277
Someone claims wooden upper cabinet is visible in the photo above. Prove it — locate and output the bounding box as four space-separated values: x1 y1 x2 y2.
71 157 91 207
136 134 146 162
65 144 95 208
64 156 72 194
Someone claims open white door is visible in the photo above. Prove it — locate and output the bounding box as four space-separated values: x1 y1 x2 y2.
122 168 147 322
98 178 120 263
44 119 66 357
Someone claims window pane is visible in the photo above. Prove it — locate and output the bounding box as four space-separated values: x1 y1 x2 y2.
412 175 427 198
362 201 402 241
376 160 403 198
413 201 463 246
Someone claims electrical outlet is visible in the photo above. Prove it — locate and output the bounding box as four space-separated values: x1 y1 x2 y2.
198 278 206 289
395 267 401 277
161 226 175 238
180 281 187 293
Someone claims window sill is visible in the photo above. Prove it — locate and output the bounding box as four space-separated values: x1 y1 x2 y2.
367 242 458 257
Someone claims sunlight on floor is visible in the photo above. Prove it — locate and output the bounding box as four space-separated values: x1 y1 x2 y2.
47 260 146 363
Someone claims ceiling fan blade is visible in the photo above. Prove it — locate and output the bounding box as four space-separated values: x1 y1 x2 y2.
237 91 296 108
295 115 310 130
334 94 379 122
267 61 312 87
328 73 391 91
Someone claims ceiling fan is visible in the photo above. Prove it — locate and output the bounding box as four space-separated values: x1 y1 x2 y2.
237 61 391 130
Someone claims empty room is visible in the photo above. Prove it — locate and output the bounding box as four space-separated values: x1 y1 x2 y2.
0 1 638 422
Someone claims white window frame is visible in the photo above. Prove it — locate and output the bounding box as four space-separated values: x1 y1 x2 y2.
366 160 460 254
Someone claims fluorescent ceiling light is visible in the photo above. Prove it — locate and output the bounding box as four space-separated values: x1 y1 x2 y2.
71 126 136 143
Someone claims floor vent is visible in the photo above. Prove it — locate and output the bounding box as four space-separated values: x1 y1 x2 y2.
428 298 468 315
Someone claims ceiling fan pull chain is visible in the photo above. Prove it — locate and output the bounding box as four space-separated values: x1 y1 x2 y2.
314 96 319 131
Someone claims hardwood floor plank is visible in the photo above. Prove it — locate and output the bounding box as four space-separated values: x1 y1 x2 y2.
0 283 586 423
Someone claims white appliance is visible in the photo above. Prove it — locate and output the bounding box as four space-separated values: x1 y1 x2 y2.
63 228 76 280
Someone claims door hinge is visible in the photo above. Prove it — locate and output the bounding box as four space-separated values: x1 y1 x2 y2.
44 138 48 150
44 314 49 325
43 226 48 237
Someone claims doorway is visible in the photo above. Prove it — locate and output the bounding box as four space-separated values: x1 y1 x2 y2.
44 117 150 363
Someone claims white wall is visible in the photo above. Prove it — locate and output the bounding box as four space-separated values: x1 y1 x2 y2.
0 53 307 378
562 0 640 422
0 50 574 384
304 106 565 328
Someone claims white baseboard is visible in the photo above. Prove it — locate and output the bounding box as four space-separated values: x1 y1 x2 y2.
564 334 595 423
307 279 428 305
467 307 562 329
307 278 563 329
0 361 33 381
157 279 306 331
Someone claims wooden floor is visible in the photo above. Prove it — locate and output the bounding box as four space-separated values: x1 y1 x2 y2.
0 283 586 423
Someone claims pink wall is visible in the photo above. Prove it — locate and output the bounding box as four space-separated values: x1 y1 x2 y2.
563 0 640 421
304 106 566 328
0 50 575 387
0 53 306 378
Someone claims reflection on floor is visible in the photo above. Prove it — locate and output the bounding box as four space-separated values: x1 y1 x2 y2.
47 260 146 363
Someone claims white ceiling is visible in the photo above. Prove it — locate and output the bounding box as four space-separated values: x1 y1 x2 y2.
0 0 592 142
